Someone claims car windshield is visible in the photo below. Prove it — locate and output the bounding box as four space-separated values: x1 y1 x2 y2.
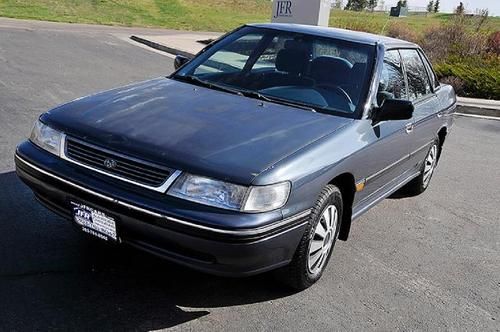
173 26 375 118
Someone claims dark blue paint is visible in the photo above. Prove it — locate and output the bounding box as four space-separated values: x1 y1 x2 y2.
42 78 352 185
16 24 456 276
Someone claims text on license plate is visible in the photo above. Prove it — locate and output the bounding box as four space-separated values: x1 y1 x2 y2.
71 201 117 241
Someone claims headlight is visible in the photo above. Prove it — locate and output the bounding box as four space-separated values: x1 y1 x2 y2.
167 173 290 212
168 173 248 211
30 120 63 156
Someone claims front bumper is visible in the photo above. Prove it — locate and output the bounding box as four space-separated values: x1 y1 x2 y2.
15 141 310 276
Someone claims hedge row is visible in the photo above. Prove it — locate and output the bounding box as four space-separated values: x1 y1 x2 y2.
434 56 500 100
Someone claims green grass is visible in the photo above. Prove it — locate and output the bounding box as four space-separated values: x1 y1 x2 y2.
331 10 498 33
1 0 499 33
0 0 271 31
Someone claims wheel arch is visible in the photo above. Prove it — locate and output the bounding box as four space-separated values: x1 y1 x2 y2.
437 126 448 161
328 172 356 241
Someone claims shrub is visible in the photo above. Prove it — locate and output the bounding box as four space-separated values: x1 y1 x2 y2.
420 17 488 62
386 22 418 43
434 55 500 99
439 76 465 95
487 31 500 55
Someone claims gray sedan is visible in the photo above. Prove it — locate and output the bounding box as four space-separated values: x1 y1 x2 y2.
16 23 456 290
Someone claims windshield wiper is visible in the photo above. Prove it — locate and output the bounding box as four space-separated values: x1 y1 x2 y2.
174 75 318 113
173 74 243 96
240 90 317 112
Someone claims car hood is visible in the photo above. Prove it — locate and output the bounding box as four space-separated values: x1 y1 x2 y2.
42 78 352 184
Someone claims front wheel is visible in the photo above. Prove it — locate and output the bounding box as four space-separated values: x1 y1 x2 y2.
277 184 342 290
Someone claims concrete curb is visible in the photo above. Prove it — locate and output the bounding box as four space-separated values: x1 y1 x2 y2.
130 34 500 118
130 35 195 58
456 97 500 118
456 105 500 118
456 97 500 110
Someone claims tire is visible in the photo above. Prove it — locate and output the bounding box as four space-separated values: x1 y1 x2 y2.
277 184 343 290
404 139 440 196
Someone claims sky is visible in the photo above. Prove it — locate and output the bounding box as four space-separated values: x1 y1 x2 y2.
383 0 499 16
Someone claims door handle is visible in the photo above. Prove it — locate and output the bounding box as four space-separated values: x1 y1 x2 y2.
405 123 414 134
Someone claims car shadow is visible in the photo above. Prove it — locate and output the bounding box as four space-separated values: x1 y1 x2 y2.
0 171 295 331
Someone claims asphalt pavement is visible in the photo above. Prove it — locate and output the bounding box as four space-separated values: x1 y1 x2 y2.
0 19 499 331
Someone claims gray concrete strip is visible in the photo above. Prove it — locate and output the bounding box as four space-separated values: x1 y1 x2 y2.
131 35 197 58
457 105 500 118
457 97 500 111
0 17 216 36
454 113 500 121
131 33 222 58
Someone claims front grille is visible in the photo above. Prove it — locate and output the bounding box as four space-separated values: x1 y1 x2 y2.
65 137 173 187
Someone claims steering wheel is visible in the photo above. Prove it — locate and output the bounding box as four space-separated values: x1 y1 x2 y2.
317 84 353 105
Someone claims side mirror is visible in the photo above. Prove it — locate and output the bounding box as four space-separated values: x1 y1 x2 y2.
374 99 414 122
174 55 190 70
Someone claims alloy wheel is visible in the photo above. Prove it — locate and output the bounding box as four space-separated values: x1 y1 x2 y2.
423 144 438 187
307 204 338 275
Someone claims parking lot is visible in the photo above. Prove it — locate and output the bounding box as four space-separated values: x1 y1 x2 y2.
0 19 499 331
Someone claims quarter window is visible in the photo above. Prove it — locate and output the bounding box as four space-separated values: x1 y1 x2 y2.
400 49 432 100
377 50 407 106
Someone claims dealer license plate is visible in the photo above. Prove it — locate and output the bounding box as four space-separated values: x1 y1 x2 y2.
71 201 117 241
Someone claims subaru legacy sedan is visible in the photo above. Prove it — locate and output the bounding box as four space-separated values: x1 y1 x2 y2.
15 24 456 289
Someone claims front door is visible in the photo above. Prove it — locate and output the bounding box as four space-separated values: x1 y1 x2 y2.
356 49 414 203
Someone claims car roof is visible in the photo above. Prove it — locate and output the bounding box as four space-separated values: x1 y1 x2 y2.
247 23 418 48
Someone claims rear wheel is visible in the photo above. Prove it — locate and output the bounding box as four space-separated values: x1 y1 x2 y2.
277 184 342 290
404 139 439 195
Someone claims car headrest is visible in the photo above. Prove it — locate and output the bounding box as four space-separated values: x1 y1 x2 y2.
284 39 305 50
310 56 353 84
275 48 309 75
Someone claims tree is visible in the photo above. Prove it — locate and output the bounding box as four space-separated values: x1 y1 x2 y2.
455 2 465 15
334 0 343 9
345 0 368 11
434 0 440 13
397 0 407 8
368 0 377 11
427 0 434 12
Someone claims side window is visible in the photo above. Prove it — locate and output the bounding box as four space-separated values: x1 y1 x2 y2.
400 49 432 100
418 49 439 89
377 50 407 106
194 33 263 75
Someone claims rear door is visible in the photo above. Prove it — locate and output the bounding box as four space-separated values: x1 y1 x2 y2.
399 49 441 169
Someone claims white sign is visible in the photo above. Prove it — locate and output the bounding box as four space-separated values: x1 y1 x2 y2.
271 0 331 27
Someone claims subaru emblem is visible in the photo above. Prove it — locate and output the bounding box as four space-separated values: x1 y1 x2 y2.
103 158 117 169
